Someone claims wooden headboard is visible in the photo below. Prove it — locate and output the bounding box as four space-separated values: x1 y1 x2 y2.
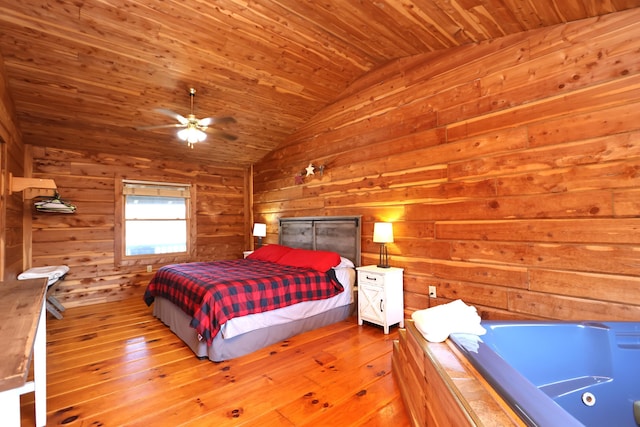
279 216 361 266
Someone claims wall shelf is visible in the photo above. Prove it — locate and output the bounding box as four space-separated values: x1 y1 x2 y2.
9 173 57 199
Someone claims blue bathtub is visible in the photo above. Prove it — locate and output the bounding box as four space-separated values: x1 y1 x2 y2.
450 321 640 427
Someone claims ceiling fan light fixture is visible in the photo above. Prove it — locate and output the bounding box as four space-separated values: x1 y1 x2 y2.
139 87 236 146
178 125 207 147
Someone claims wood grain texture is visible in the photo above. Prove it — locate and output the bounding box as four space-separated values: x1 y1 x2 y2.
19 295 409 426
28 145 250 308
0 3 639 313
253 9 640 321
393 321 527 427
0 55 26 281
0 278 46 392
0 1 637 167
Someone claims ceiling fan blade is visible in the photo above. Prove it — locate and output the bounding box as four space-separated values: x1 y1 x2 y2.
153 108 189 125
198 116 236 127
206 129 238 141
136 123 187 130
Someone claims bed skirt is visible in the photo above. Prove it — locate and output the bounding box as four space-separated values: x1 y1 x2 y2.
152 297 354 361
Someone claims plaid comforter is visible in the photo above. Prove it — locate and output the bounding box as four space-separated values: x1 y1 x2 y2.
143 259 343 344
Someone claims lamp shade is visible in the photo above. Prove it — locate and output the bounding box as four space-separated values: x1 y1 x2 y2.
373 222 393 243
252 223 267 237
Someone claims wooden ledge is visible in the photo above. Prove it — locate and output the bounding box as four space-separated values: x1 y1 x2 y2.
9 174 57 199
393 320 526 426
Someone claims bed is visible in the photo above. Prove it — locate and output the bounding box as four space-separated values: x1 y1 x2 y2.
144 216 361 361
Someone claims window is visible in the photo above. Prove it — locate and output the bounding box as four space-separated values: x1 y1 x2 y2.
117 179 194 264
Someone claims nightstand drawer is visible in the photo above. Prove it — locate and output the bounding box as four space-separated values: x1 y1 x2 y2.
359 271 385 287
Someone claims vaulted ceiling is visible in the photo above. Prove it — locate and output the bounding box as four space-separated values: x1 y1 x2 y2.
1 0 638 166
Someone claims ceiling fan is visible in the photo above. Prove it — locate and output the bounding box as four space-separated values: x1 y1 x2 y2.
138 88 237 148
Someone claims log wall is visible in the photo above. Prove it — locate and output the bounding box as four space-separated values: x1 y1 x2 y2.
29 147 250 307
0 49 26 282
253 9 640 321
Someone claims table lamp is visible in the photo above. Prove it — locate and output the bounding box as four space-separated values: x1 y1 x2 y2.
373 222 393 268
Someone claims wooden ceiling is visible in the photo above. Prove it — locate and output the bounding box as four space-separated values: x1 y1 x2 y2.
1 0 638 167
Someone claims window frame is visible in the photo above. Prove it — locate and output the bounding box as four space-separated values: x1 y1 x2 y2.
115 177 196 267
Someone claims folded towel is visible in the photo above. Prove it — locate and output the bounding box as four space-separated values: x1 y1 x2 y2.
18 265 70 286
411 299 486 343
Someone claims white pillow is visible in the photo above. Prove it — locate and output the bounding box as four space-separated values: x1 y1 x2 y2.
333 267 356 290
333 256 355 270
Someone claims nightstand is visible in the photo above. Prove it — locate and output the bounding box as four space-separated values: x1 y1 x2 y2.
243 250 254 259
356 265 404 334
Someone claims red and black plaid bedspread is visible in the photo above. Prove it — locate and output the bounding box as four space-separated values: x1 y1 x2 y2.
143 259 343 344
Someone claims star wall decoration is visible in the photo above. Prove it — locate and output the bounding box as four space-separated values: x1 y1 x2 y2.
294 162 326 185
305 163 315 176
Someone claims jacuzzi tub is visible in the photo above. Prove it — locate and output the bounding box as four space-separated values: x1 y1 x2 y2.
450 321 640 427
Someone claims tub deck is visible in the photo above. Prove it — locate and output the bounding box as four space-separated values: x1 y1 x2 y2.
392 320 526 426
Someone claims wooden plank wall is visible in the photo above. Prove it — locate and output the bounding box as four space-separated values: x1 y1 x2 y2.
0 49 26 282
253 9 640 321
29 147 250 308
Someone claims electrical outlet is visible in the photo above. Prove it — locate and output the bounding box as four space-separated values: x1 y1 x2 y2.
428 285 437 298
146 265 153 273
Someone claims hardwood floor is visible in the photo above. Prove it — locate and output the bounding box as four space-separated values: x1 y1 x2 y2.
20 296 410 426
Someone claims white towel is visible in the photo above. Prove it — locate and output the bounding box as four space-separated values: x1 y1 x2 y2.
18 265 70 286
411 299 486 343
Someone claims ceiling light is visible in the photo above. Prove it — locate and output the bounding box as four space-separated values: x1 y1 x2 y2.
177 125 207 148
